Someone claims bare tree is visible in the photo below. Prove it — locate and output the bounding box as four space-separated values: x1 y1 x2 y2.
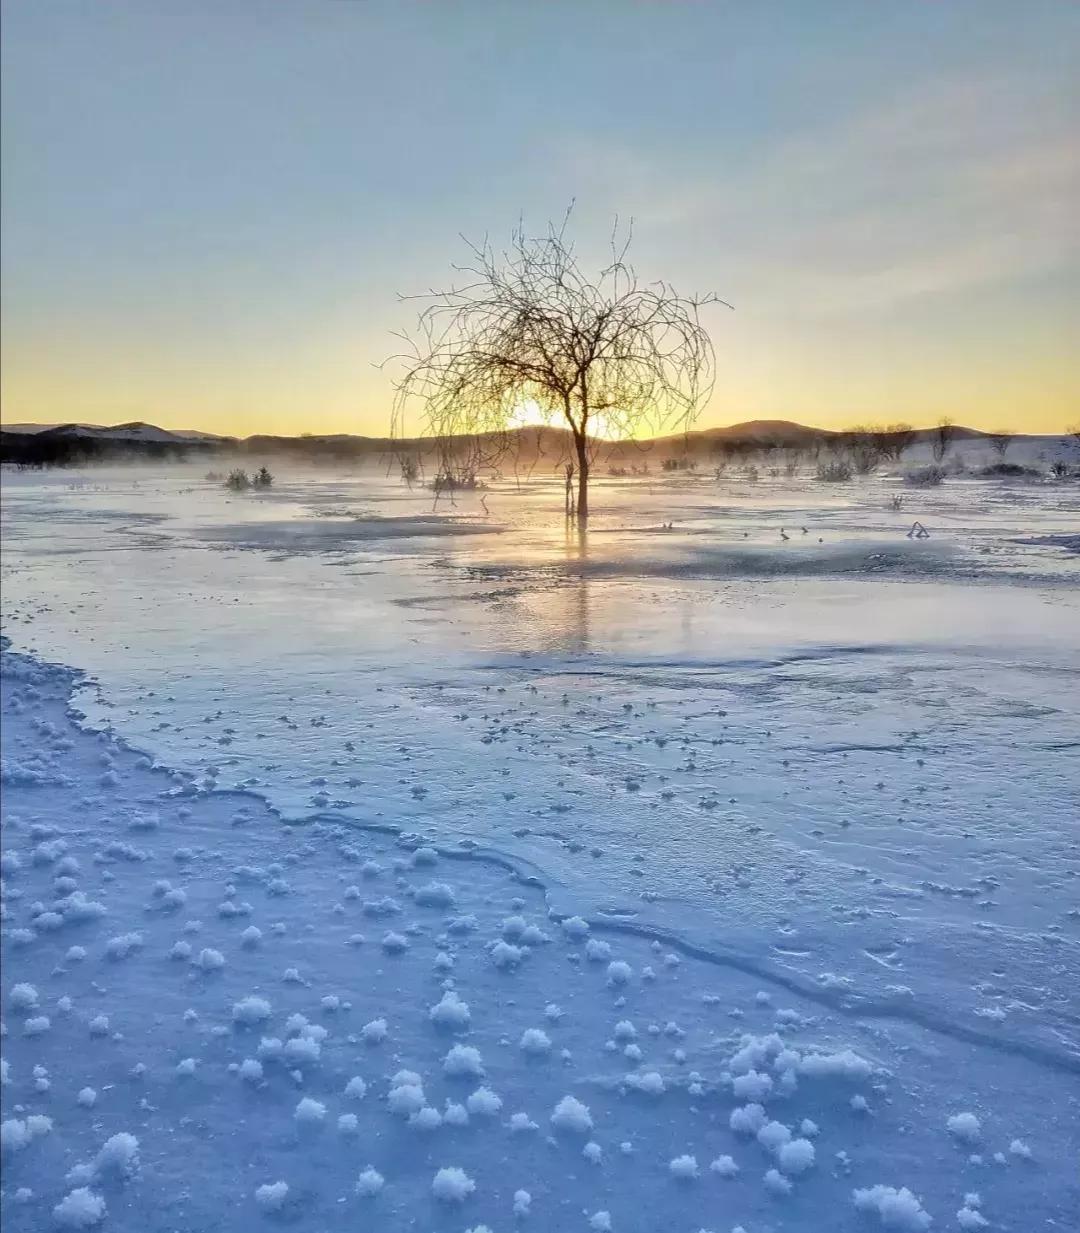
932 416 955 462
390 210 726 524
881 422 916 461
988 429 1014 459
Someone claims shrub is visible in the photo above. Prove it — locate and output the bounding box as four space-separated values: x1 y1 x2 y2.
904 465 946 488
815 459 853 482
252 466 273 489
224 469 251 491
978 463 1039 479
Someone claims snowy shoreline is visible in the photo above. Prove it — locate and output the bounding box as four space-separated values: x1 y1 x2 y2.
2 640 1077 1231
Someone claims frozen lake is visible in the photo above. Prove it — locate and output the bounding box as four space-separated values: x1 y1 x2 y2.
2 459 1078 1230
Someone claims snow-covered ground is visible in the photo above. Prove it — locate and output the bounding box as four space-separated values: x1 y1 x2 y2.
2 460 1078 1230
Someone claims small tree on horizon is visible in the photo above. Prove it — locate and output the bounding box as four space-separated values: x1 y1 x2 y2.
988 429 1014 459
932 417 955 462
389 210 726 524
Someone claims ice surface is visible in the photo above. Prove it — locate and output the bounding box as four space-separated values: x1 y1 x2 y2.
1 462 1078 1229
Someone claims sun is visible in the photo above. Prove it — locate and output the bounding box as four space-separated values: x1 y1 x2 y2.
507 399 553 430
507 399 619 440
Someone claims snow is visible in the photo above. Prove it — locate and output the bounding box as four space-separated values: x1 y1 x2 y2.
1 463 1077 1232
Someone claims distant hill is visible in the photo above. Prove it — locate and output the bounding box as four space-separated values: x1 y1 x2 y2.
1 418 1072 470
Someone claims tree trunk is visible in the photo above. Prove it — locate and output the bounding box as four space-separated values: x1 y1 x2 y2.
573 431 589 526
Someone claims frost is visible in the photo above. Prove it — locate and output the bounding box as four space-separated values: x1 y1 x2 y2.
233 996 272 1026
669 1154 698 1178
520 1027 551 1054
294 1096 326 1123
444 1101 470 1126
388 1079 426 1117
466 1086 502 1116
239 1059 263 1083
710 1154 739 1177
764 1167 792 1195
585 938 611 961
361 1018 388 1043
9 983 38 1010
732 1068 773 1101
551 1094 593 1133
194 947 225 971
490 940 524 969
800 1049 873 1080
409 1105 442 1130
414 880 455 907
778 1138 815 1174
757 1120 792 1152
430 990 471 1029
355 1166 384 1197
589 1212 612 1231
729 1103 768 1135
54 1189 106 1228
513 1189 532 1216
2 1119 30 1153
96 1132 140 1178
432 1166 475 1202
625 1070 665 1096
583 1140 602 1163
508 1111 537 1132
946 1112 981 1143
344 1076 367 1100
957 1207 988 1230
282 1036 321 1066
607 960 632 986
853 1184 933 1231
254 1181 289 1211
444 1044 485 1076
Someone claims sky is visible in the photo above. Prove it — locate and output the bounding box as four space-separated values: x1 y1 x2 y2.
1 0 1077 438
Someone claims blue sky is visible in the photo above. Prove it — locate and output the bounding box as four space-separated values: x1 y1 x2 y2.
2 1 1077 435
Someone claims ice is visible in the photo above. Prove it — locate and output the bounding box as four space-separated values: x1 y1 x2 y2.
1 463 1077 1232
